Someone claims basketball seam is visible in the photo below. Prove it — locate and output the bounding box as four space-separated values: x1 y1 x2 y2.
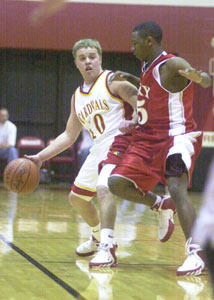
10 160 31 193
19 161 32 193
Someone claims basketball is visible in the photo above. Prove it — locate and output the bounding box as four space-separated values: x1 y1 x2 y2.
3 158 40 195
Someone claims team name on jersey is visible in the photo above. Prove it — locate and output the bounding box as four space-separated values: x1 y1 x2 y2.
138 84 151 100
78 99 110 124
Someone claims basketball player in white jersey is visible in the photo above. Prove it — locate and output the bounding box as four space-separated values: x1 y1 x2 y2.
25 39 176 268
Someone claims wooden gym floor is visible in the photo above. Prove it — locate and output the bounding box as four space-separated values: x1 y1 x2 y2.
0 182 213 300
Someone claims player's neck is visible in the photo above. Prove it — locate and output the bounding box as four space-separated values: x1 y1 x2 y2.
84 69 103 85
146 47 163 67
82 82 92 93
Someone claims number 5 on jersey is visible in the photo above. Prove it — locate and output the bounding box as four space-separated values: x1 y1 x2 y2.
137 100 148 125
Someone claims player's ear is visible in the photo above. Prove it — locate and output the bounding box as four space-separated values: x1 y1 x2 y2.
146 36 154 46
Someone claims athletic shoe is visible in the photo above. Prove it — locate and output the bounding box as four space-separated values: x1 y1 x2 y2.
89 242 118 268
76 235 99 257
176 238 206 276
152 195 176 242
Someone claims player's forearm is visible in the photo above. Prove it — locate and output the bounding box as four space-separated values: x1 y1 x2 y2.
38 132 76 162
127 74 140 87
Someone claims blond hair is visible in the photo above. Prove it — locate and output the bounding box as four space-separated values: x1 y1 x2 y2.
72 39 102 59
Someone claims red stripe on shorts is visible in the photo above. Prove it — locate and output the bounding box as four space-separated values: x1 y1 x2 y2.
72 184 96 197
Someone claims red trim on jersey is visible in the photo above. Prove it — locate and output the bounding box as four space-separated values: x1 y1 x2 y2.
105 71 122 99
72 184 96 197
79 70 105 94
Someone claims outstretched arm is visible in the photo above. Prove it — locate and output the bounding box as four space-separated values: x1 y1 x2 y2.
178 68 212 88
164 57 212 91
25 96 83 168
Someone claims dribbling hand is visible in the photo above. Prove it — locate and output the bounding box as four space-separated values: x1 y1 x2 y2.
24 155 43 169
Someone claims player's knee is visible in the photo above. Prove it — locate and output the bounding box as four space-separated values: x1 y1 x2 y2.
68 191 80 207
165 154 187 178
96 185 109 199
108 176 127 198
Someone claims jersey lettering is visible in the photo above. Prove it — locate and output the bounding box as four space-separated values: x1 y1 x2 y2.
137 100 148 125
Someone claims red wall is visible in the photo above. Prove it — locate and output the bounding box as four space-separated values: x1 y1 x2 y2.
1 1 214 69
1 0 214 130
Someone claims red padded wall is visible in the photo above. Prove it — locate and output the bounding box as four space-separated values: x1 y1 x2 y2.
1 0 214 130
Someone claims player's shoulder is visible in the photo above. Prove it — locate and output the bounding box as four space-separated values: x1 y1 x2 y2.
165 56 190 71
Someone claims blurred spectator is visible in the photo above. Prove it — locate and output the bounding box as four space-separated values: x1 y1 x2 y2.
78 129 93 167
0 107 18 163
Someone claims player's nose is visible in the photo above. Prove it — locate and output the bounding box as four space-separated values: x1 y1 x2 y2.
85 57 91 64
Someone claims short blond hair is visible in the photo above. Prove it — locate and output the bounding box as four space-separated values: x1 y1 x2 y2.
72 39 102 59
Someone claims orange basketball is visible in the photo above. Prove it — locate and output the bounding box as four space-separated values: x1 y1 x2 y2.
3 158 40 194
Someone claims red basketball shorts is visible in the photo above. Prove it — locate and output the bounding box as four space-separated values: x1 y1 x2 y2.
110 131 202 193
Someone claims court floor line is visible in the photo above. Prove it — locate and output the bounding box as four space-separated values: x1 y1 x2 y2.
0 234 86 300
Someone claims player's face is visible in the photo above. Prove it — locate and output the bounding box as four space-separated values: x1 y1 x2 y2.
75 47 102 83
0 109 9 124
131 31 150 62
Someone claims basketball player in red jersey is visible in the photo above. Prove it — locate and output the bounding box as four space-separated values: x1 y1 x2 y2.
107 21 212 276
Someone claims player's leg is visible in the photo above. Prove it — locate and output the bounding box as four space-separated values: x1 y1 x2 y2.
69 193 99 228
108 176 176 243
165 133 206 276
166 173 206 276
70 153 101 257
71 137 118 257
89 164 118 268
108 134 177 243
69 192 100 257
167 170 195 240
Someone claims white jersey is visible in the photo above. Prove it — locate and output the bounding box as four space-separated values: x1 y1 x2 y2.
73 70 133 144
71 70 133 200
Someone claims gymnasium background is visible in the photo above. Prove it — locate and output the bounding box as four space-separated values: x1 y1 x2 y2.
0 0 214 190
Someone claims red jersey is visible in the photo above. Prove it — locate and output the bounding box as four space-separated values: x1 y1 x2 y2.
135 51 197 139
